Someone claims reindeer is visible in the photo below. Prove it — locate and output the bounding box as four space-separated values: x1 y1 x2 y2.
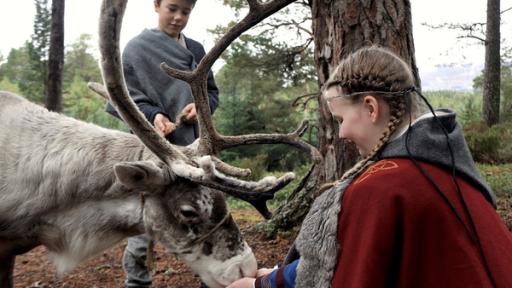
0 0 321 287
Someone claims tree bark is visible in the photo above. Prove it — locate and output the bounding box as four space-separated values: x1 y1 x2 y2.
265 0 421 236
483 0 501 127
46 0 65 112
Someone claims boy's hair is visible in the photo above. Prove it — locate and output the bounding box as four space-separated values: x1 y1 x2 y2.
155 0 197 5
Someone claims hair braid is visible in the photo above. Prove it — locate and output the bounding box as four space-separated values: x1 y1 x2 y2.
338 96 405 182
318 46 420 196
317 90 407 196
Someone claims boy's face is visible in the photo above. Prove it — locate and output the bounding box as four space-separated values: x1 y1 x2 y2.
154 0 194 39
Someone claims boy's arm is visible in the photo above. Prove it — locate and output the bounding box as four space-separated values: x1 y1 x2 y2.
106 59 169 124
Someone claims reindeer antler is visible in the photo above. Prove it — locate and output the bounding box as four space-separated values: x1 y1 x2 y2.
99 0 319 219
159 0 321 163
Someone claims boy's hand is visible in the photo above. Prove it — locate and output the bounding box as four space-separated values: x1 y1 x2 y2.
181 103 197 124
153 113 176 136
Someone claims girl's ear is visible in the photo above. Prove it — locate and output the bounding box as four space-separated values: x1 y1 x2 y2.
363 95 380 123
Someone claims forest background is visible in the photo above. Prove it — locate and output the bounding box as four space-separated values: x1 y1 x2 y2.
0 0 511 224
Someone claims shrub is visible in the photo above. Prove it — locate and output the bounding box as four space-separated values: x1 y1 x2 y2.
464 122 512 164
477 163 512 198
227 163 313 211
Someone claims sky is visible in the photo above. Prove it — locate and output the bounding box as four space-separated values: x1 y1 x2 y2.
0 0 511 90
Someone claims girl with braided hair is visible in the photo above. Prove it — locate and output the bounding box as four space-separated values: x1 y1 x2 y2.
227 46 512 288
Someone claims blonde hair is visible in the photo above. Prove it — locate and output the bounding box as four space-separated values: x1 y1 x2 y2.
320 46 425 191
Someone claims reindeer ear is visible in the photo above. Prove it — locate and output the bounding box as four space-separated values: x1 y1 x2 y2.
114 161 173 189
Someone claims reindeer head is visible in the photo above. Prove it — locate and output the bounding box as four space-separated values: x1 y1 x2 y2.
97 0 321 286
115 160 256 287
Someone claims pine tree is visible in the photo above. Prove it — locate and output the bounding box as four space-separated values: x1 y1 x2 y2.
20 0 51 103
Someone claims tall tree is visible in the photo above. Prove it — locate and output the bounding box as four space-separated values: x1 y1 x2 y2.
267 0 420 233
46 0 65 112
213 34 316 172
483 0 501 126
422 2 511 126
20 0 51 103
63 34 102 87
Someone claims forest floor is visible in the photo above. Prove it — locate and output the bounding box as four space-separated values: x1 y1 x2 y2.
12 209 296 288
13 197 512 288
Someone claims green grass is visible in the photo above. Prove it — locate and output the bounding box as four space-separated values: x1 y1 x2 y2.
477 163 512 198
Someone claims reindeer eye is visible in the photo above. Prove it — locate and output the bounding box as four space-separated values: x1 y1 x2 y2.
179 205 200 220
181 209 199 218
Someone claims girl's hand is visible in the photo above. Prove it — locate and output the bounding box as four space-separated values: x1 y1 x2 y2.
256 268 275 277
226 277 255 288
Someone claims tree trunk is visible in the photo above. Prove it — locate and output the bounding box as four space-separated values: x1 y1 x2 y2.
46 0 65 112
264 0 420 236
483 0 501 127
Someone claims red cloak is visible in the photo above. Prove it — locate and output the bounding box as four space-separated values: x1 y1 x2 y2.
331 159 512 288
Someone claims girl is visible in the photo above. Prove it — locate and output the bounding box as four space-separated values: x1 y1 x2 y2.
228 46 512 288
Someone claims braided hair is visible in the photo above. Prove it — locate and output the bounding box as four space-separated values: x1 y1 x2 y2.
320 46 425 190
319 46 498 286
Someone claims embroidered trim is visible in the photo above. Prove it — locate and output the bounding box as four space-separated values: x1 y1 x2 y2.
354 160 399 184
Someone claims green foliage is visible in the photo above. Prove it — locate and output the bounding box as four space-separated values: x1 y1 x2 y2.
21 41 47 103
1 30 122 131
63 75 128 131
0 53 4 80
0 44 45 103
473 65 512 122
0 47 31 84
211 1 318 177
464 122 512 164
265 164 312 208
1 0 51 102
221 0 246 16
59 34 120 129
32 0 51 61
424 90 481 126
19 0 52 102
477 163 512 197
63 34 102 88
501 67 512 121
425 65 512 125
213 39 318 172
0 78 21 94
227 163 313 210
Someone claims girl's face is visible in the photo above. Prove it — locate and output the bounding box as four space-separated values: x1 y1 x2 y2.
325 86 390 157
155 0 193 39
